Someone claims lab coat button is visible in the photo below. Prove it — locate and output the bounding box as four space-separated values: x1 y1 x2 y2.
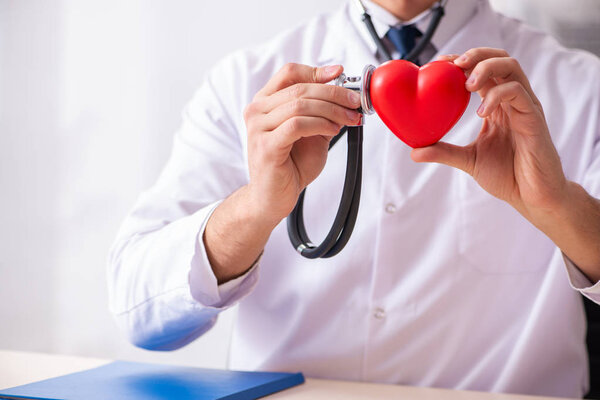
385 203 396 214
373 307 386 319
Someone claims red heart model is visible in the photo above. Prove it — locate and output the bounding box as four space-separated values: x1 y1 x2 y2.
369 60 470 148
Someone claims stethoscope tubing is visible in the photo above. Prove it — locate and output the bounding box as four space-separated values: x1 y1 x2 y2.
286 1 445 259
287 126 363 258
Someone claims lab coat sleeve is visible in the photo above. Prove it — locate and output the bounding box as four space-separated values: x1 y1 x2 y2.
107 57 260 351
563 254 600 304
562 71 600 306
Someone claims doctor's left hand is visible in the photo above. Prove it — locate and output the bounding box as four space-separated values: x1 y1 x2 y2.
411 47 600 282
412 48 568 218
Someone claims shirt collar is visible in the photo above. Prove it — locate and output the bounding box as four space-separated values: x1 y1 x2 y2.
350 0 483 56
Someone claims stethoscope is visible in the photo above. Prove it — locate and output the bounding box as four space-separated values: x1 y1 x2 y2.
287 0 446 259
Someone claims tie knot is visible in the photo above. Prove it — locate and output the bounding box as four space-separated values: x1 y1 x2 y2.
385 24 423 60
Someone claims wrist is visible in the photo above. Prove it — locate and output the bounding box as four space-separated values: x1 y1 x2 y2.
519 180 575 231
538 180 580 220
241 184 288 229
205 184 280 284
530 181 600 283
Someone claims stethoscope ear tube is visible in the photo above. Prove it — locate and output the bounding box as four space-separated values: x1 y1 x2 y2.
404 4 444 64
362 1 445 64
362 12 393 62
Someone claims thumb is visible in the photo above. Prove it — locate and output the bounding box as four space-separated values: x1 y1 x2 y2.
411 141 475 175
314 64 344 83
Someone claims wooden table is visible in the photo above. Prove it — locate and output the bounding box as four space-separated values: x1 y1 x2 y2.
0 350 576 400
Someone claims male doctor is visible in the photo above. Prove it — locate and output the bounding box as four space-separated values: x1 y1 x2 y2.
108 0 600 397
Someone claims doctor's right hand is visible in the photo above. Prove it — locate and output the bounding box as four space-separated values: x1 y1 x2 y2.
243 63 362 223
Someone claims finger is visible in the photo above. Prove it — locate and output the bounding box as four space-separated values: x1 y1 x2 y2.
453 47 510 70
411 142 475 175
257 63 343 97
477 81 537 118
261 98 361 131
465 57 536 101
436 54 461 62
472 78 497 100
271 116 342 149
258 83 361 113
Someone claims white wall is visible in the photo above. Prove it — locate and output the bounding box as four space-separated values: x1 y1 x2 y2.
0 0 341 368
489 0 600 56
1 0 598 369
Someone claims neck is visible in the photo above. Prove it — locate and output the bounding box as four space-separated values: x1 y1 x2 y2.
370 0 439 21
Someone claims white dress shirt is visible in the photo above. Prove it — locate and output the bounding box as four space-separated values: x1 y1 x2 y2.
107 0 600 397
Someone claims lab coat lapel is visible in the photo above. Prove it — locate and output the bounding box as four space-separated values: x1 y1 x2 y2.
317 3 380 73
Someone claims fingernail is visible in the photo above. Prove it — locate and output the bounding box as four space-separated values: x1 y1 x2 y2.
346 108 360 121
466 73 477 86
348 90 361 105
324 65 341 76
456 54 468 63
477 100 485 115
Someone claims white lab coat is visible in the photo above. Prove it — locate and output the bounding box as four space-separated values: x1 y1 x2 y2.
108 0 600 397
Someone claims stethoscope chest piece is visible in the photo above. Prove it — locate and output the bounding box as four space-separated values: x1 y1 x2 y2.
333 64 377 121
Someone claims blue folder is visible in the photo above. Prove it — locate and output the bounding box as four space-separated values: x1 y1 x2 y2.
0 360 305 400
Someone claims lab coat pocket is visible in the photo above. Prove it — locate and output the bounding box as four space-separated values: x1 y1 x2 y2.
457 175 553 274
